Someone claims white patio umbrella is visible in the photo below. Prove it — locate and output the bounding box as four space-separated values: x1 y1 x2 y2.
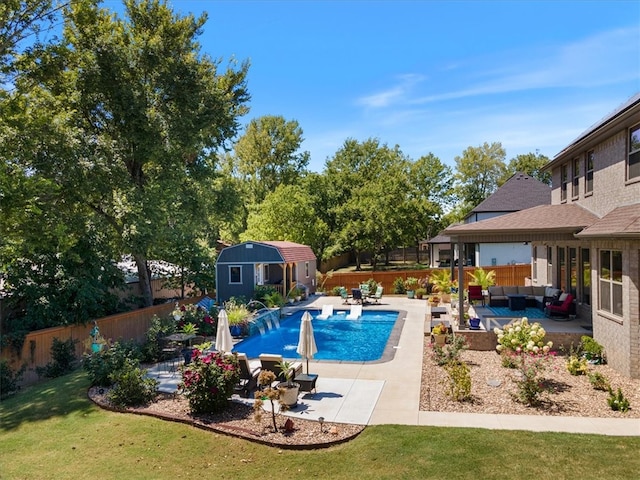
215 309 234 353
296 311 318 374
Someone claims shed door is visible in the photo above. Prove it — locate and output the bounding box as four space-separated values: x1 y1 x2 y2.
255 263 263 285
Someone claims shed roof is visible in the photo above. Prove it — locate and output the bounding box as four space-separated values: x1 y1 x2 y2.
251 241 316 263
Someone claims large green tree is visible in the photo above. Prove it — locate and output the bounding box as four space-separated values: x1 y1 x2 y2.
503 151 552 185
452 142 507 219
4 0 250 307
234 115 310 206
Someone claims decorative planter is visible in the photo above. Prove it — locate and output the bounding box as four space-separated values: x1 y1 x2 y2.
229 324 243 337
182 348 193 365
433 334 447 346
277 382 300 407
469 317 481 330
407 290 415 299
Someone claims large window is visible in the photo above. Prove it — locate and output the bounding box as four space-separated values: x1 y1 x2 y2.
629 124 640 180
229 266 242 284
585 151 594 194
560 164 568 201
572 158 580 198
569 247 577 296
599 250 622 316
557 247 566 292
547 246 553 282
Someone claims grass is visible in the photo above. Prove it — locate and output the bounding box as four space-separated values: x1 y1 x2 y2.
2 370 639 480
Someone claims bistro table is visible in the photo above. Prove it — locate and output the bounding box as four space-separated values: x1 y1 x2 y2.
163 333 196 364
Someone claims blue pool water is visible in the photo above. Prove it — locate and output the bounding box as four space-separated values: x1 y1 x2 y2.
232 309 400 362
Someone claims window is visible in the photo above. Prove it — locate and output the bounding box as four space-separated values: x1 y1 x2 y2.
599 250 622 316
547 246 553 282
581 248 591 305
560 164 568 201
629 124 640 180
305 261 309 278
263 264 269 282
569 247 577 296
532 246 537 282
229 266 242 284
585 150 594 194
557 247 566 292
572 158 580 198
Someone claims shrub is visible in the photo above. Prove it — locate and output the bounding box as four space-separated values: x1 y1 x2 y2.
588 371 610 391
0 359 26 399
511 353 554 406
174 303 216 337
431 333 468 366
393 277 406 294
35 337 77 379
331 286 344 296
84 341 141 387
494 317 553 355
607 387 630 412
179 349 240 414
581 336 605 364
107 358 158 408
141 314 177 363
443 361 471 401
253 285 278 304
566 355 589 376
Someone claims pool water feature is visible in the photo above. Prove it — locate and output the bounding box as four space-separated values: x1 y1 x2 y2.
233 309 403 362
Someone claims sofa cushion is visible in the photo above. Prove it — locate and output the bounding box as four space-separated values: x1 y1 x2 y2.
517 286 534 296
488 286 504 296
558 292 569 302
533 286 546 296
502 286 518 295
545 286 561 298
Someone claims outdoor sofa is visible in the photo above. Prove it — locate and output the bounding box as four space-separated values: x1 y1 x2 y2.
487 285 561 309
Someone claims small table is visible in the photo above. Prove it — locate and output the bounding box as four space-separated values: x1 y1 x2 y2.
294 373 318 393
506 294 527 311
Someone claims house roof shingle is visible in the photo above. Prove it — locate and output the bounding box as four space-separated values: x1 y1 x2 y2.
470 172 551 214
445 204 599 235
575 203 640 238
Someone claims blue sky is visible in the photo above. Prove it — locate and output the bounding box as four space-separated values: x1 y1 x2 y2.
108 1 639 172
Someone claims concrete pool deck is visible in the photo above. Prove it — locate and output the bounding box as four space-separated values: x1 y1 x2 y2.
150 295 639 437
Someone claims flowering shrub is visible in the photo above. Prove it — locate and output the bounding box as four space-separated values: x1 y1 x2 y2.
179 350 240 414
494 317 552 355
173 303 216 336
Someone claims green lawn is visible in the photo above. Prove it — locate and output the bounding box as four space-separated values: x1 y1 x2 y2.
1 371 639 480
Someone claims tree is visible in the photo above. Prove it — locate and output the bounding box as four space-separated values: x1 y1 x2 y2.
5 0 250 307
503 151 552 185
234 115 310 205
453 142 507 218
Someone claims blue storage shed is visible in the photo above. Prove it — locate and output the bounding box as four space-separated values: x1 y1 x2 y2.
215 241 317 304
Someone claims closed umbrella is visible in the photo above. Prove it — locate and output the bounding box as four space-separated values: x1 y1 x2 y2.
215 309 234 353
296 311 318 374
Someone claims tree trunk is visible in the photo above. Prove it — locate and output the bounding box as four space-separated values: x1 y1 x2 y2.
133 253 154 307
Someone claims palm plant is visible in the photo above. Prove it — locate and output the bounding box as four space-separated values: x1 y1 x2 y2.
467 268 496 290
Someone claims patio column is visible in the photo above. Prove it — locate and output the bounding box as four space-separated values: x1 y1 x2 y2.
458 239 465 328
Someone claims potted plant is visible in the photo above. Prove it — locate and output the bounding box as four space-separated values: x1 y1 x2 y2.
431 322 448 346
404 277 419 299
428 295 441 307
180 322 199 364
430 270 454 303
275 360 300 407
467 267 496 290
226 300 251 337
415 287 427 299
469 316 482 329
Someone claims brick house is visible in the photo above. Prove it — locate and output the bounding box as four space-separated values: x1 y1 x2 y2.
445 93 640 378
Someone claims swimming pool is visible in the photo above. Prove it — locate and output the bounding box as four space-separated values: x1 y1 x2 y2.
232 309 404 362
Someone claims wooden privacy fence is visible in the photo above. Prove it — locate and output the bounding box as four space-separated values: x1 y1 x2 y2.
1 297 202 381
321 264 532 292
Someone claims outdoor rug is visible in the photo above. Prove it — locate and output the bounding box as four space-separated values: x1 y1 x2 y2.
486 306 546 319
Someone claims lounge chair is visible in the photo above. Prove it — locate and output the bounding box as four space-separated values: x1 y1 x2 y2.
258 353 303 383
359 284 370 298
233 353 261 398
316 304 334 320
372 286 383 304
346 304 362 320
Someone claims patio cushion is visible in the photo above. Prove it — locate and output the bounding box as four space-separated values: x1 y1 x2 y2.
517 286 534 296
488 286 504 296
502 286 518 295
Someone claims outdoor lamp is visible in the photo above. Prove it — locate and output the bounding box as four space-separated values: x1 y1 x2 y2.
318 416 325 433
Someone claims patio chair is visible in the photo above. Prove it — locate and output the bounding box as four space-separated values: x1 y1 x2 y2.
316 304 334 320
544 293 574 319
372 286 384 304
467 285 484 306
339 287 350 304
159 340 181 374
359 284 370 298
233 353 261 398
351 288 363 305
258 353 303 383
